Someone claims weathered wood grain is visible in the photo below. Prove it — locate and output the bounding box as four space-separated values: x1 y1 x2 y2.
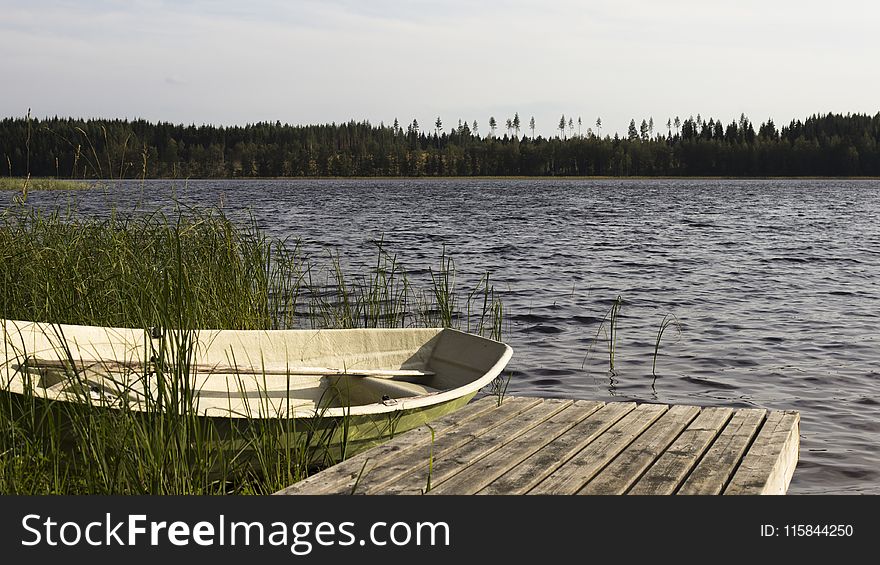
477 401 636 495
627 407 734 495
528 403 668 495
348 396 546 494
278 397 800 496
677 408 766 495
377 398 574 494
274 395 528 495
725 410 800 495
579 404 700 495
424 400 604 495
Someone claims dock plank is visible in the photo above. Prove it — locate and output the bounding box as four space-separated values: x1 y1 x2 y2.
425 400 604 495
579 404 700 495
725 410 800 495
478 401 635 495
378 398 574 494
274 395 528 495
677 408 766 495
277 396 800 496
627 407 734 495
348 396 545 494
528 403 669 495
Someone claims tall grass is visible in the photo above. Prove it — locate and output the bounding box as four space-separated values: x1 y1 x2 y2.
0 207 306 330
583 295 624 372
652 313 682 377
0 177 92 192
0 204 505 494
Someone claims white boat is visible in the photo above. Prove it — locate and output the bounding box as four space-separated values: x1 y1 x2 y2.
0 319 512 457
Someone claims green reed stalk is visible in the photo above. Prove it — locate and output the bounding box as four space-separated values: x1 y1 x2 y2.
429 247 456 327
423 424 435 494
652 313 681 376
608 295 622 370
583 294 623 373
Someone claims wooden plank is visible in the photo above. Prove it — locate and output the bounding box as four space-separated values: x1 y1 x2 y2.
427 400 605 495
578 405 700 495
725 411 800 495
375 399 575 494
275 395 521 495
677 408 766 495
628 407 734 495
278 397 800 497
527 403 669 495
343 396 545 494
477 402 636 495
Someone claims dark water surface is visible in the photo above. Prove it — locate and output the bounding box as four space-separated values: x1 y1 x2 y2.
5 178 879 494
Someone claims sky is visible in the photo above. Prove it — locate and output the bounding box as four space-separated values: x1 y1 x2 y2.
1 0 878 137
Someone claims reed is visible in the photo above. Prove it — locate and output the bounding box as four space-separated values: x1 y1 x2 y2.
428 247 456 327
652 313 682 376
0 204 505 494
583 295 624 372
422 423 435 494
488 371 512 407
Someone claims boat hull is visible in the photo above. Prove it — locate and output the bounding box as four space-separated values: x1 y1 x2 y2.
1 320 512 465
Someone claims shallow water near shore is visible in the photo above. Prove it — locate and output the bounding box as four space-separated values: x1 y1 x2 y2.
4 178 879 494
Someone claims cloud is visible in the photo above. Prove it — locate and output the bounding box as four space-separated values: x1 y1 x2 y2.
1 0 878 135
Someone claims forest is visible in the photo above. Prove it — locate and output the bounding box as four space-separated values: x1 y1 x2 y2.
1 111 879 178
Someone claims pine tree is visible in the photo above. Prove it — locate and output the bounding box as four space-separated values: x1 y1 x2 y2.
640 119 649 141
434 116 443 149
596 116 602 137
489 116 497 137
529 116 536 139
628 119 639 140
461 120 471 137
513 113 521 138
558 115 566 139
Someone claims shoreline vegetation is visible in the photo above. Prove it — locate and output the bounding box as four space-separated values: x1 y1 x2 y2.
2 111 880 179
0 177 92 191
0 204 504 494
2 176 880 191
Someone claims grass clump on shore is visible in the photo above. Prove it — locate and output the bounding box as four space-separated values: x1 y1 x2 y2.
0 206 299 330
0 177 92 192
0 205 504 495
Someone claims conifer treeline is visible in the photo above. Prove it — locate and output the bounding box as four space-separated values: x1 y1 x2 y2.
1 112 879 178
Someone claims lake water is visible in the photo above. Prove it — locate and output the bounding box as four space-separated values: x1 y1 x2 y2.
5 178 879 494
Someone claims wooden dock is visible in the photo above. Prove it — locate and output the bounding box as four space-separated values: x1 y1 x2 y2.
275 396 800 495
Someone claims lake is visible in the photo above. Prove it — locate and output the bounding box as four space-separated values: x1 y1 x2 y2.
4 178 879 494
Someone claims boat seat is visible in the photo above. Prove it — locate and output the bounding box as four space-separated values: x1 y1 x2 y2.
358 375 441 398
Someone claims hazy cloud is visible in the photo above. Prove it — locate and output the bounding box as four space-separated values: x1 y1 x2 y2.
1 0 877 136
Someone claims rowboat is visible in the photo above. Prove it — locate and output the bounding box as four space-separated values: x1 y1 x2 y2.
0 319 512 460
